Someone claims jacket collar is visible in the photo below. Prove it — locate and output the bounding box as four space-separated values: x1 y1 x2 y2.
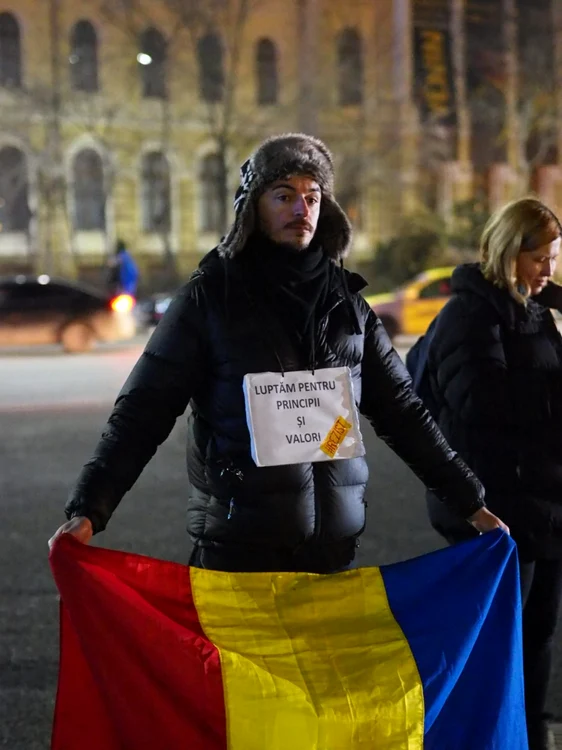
452 263 543 329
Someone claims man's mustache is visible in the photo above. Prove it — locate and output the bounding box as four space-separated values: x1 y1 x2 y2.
285 220 313 231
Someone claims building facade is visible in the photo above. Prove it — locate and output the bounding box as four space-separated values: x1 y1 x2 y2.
0 0 559 290
413 0 562 220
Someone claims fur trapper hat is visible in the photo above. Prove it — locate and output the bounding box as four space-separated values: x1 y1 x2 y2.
218 133 352 261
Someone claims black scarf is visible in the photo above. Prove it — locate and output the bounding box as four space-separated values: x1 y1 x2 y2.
241 234 333 366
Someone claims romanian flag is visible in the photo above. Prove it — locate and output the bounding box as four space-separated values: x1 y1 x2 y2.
49 531 527 749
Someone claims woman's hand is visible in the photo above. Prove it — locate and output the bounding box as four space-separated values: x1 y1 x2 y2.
469 507 510 535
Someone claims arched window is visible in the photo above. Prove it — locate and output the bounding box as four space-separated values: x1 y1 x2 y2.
199 154 223 232
337 27 363 106
73 149 105 231
197 33 224 103
70 20 98 93
256 38 278 105
0 13 21 89
0 147 29 231
139 27 167 99
142 152 171 232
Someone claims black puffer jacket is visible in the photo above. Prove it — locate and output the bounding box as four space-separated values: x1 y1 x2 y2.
66 250 484 570
426 264 562 559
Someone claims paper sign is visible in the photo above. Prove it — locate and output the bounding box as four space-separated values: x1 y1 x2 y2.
243 367 365 467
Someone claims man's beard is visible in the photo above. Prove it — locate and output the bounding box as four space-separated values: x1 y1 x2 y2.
280 238 312 253
255 229 315 253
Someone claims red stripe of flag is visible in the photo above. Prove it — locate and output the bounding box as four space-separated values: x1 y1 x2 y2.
50 536 226 750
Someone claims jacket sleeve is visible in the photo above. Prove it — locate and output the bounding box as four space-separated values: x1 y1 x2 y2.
65 276 209 533
359 305 485 520
433 295 559 431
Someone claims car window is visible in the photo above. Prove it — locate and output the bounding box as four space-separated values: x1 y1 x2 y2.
0 282 76 310
1 282 42 302
42 283 80 300
52 283 100 307
418 277 452 299
0 283 17 308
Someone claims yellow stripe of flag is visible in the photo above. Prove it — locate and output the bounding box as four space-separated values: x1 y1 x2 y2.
191 567 424 749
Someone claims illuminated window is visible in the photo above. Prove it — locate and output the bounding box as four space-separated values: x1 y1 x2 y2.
198 33 224 102
142 152 171 232
139 27 167 99
256 38 278 105
200 154 223 232
337 27 363 106
0 146 29 231
0 13 21 89
70 21 98 92
73 149 105 231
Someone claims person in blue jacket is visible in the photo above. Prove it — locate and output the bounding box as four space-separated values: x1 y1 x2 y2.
108 239 140 296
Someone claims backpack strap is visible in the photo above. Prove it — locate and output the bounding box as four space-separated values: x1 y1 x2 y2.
405 316 440 418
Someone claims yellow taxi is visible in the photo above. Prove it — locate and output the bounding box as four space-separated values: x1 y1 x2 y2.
364 267 455 338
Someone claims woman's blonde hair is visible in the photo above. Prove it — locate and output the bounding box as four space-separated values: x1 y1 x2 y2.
480 197 562 304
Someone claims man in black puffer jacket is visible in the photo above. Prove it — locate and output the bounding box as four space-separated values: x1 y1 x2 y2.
49 133 505 572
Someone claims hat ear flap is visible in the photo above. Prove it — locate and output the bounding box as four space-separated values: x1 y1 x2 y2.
218 197 257 259
316 196 353 261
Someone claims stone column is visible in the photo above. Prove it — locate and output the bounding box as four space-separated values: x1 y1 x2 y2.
488 163 521 210
535 165 562 216
437 161 473 217
503 0 521 172
552 0 562 163
450 0 470 165
393 0 418 214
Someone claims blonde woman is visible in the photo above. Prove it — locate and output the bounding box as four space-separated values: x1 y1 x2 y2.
426 198 562 750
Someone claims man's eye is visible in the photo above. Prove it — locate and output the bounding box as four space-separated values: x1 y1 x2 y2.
307 197 319 205
276 194 289 202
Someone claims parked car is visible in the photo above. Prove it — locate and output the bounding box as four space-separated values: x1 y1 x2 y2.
0 275 137 353
365 267 455 338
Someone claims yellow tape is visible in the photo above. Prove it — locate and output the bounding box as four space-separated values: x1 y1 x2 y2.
319 415 352 458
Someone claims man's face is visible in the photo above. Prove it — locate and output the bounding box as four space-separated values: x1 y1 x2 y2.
257 174 321 251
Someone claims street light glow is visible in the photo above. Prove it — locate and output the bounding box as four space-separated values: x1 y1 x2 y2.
137 53 152 66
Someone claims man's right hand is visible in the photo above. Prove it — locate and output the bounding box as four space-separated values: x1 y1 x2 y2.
48 516 93 549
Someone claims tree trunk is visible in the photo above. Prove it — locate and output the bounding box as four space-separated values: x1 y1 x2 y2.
553 0 562 162
159 98 178 286
450 0 470 165
503 0 522 175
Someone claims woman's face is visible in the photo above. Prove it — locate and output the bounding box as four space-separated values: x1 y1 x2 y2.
516 238 561 295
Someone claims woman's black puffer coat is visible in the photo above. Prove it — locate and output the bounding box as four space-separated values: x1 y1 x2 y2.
426 263 562 559
66 250 484 571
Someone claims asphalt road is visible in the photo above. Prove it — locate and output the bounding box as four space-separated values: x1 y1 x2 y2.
1 336 560 749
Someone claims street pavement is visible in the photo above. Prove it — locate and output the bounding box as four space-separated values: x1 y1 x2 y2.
1 336 561 749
